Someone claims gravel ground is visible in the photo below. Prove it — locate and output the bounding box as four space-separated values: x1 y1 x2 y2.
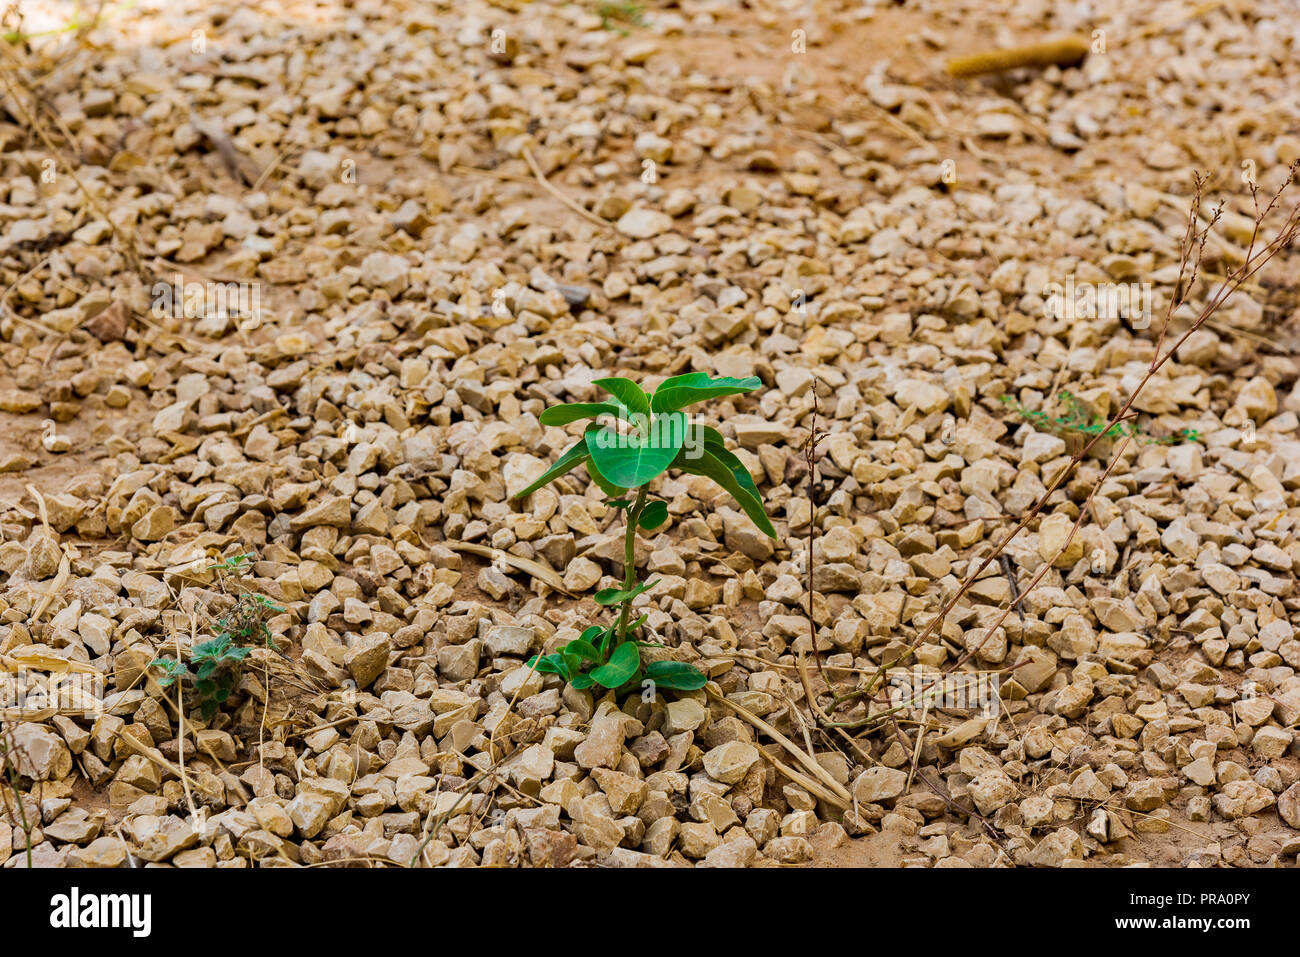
1 0 1299 868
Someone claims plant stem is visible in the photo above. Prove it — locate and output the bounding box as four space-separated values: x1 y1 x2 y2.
0 724 34 868
616 485 647 644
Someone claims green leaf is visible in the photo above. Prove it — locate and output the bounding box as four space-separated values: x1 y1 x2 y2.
157 676 175 688
699 426 763 501
579 625 606 643
194 635 231 658
563 639 603 663
539 402 623 427
644 660 708 690
592 377 650 417
594 579 658 606
585 458 628 499
586 411 687 487
527 654 571 679
650 373 761 413
590 642 641 688
593 587 622 606
511 428 595 499
196 679 216 696
673 445 776 538
201 699 218 720
638 499 669 530
604 498 633 509
195 661 217 680
569 673 595 691
214 686 231 703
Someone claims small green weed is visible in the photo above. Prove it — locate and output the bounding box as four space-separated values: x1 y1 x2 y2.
597 1 646 32
150 553 283 721
1 0 140 44
1000 390 1202 446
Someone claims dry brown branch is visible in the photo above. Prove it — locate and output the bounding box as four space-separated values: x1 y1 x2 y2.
800 165 1300 733
0 46 149 281
947 36 1090 78
521 144 613 230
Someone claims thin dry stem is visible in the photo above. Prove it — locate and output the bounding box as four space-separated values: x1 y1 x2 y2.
801 166 1300 734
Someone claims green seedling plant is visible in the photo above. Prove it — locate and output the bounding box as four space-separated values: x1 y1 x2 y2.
514 373 777 696
151 553 283 720
1000 390 1201 445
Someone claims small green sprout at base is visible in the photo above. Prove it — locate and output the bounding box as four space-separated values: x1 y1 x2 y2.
513 373 777 696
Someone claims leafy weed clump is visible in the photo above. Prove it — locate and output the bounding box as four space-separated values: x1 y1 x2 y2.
1000 390 1202 446
151 553 283 720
